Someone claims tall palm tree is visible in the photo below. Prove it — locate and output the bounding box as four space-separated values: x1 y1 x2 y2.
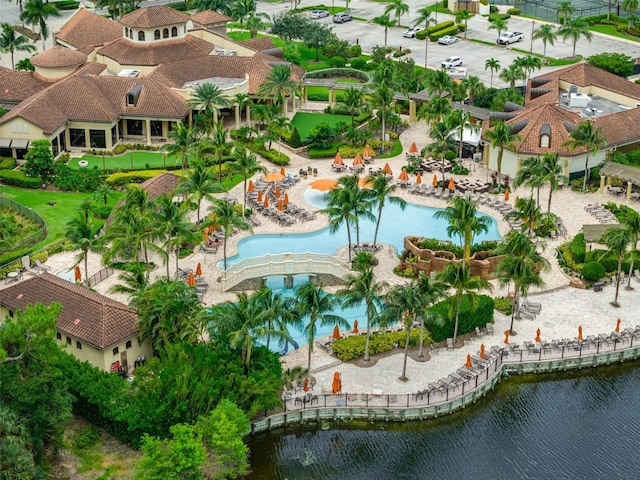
339 174 375 247
206 199 251 270
0 405 36 480
370 174 406 248
294 283 347 387
371 84 394 153
109 262 150 307
254 287 299 351
540 153 567 213
623 0 639 27
426 120 457 184
414 6 436 68
0 23 36 69
269 116 293 153
321 186 358 262
338 265 388 362
446 108 480 160
460 75 484 108
488 17 508 43
258 64 299 114
514 155 545 207
164 121 197 175
558 18 593 58
233 93 251 123
186 82 230 125
229 147 266 218
372 14 396 47
455 9 472 39
425 69 456 98
484 120 522 192
176 160 225 224
600 228 633 307
556 1 575 25
341 87 365 126
20 0 60 50
210 120 229 181
417 96 452 130
231 0 256 39
65 213 100 287
562 120 607 192
484 57 501 88
225 293 264 374
384 0 409 26
435 263 490 345
434 196 492 265
92 183 116 210
499 63 524 89
154 194 195 278
532 24 557 57
621 210 640 290
505 196 542 237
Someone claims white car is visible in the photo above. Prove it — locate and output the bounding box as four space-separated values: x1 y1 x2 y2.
403 26 421 38
438 35 458 45
441 56 463 69
309 9 330 19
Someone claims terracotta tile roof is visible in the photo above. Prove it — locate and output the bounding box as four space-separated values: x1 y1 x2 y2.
0 273 139 350
31 45 87 68
55 7 123 51
190 10 232 25
0 75 188 135
593 108 640 147
97 35 213 66
120 5 190 28
0 66 54 103
242 37 276 52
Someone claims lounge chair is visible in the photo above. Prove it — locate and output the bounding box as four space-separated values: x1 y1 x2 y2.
446 337 454 350
35 259 51 271
21 255 40 276
485 322 494 336
475 326 483 339
519 309 535 320
634 269 640 281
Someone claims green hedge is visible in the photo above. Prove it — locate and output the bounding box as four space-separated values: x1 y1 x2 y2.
507 8 521 15
53 0 80 10
416 20 455 40
570 233 586 264
304 68 370 82
331 328 430 361
581 261 605 281
427 295 495 342
251 146 290 165
0 169 42 188
0 157 17 169
105 169 168 186
429 26 461 42
585 249 633 274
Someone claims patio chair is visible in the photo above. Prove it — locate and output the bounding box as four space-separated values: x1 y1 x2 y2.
475 326 483 339
21 255 40 276
519 309 535 320
35 259 51 271
446 337 454 350
485 322 494 336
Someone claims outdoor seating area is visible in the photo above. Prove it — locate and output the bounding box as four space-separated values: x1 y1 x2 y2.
177 266 208 301
418 158 453 173
584 203 617 224
246 173 317 226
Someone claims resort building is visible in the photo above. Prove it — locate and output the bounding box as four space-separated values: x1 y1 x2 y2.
481 63 640 180
0 5 304 159
0 273 151 373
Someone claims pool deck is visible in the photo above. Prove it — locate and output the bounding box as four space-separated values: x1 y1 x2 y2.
8 117 639 396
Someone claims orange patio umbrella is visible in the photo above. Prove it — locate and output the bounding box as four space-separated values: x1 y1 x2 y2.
263 196 269 207
382 163 392 175
535 328 541 343
196 262 202 276
208 224 214 234
398 169 409 181
248 179 254 192
432 174 438 187
303 378 309 393
277 200 284 211
74 265 81 283
257 190 263 202
203 229 209 243
333 152 344 165
480 344 486 359
363 144 372 159
332 325 341 340
264 172 284 182
465 354 472 368
358 177 373 189
284 192 290 205
578 325 583 341
188 272 196 287
408 141 419 154
275 186 281 198
616 318 621 333
504 188 510 201
416 173 422 184
332 371 342 394
448 178 455 191
310 178 338 191
280 166 286 176
352 319 359 334
504 330 510 344
353 153 364 166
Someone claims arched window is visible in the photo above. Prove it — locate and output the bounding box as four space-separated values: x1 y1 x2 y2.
124 27 128 38
154 29 160 40
163 28 169 38
129 29 133 39
171 26 178 37
540 123 551 148
138 31 145 41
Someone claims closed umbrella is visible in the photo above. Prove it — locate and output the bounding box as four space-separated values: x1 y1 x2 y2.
398 169 409 181
480 344 486 359
352 320 359 334
448 178 455 191
416 173 422 184
332 372 342 394
578 325 583 341
332 325 341 339
616 318 621 333
257 190 263 202
275 186 281 198
196 262 202 276
208 224 214 234
465 354 472 368
363 144 372 160
504 188 510 201
280 166 286 176
188 272 196 287
382 163 392 175
303 378 309 392
535 328 541 343
408 141 419 155
353 153 364 166
203 230 209 243
284 192 290 205
278 200 284 211
74 265 81 283
333 152 344 166
504 330 510 344
248 179 254 192
432 174 438 187
263 196 269 207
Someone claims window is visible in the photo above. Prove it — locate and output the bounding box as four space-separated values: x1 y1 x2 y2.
124 27 128 37
69 128 86 148
89 129 106 149
76 341 82 350
154 29 160 40
126 340 132 349
111 125 117 146
540 123 551 148
171 26 178 37
150 120 163 137
163 28 169 39
56 332 61 340
113 347 119 356
129 29 133 39
66 336 71 345
137 31 145 41
126 119 143 136
8 310 14 318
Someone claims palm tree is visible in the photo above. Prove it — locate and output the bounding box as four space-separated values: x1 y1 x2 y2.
109 262 150 307
231 0 256 39
435 263 490 345
341 174 375 248
372 83 395 153
506 196 542 237
154 194 195 278
0 23 36 69
427 120 457 185
254 287 299 351
600 227 633 307
65 213 100 287
0 405 36 480
177 160 225 224
460 75 484 107
295 283 347 387
225 293 264 374
516 55 542 86
258 64 299 114
206 199 251 270
562 120 607 192
488 17 508 43
556 1 575 25
233 93 251 123
623 0 639 27
369 174 406 248
229 147 267 218
455 9 472 39
425 69 456 98
532 24 557 57
558 18 593 58
499 63 524 89
621 210 640 290
484 120 522 192
338 265 388 362
384 0 409 27
210 120 229 181
20 0 60 50
484 57 501 88
434 196 492 265
540 153 567 213
414 6 436 68
164 121 196 175
341 87 365 126
372 14 396 47
514 155 545 207
186 82 230 126
321 186 358 262
446 108 480 160
92 183 116 210
269 116 293 152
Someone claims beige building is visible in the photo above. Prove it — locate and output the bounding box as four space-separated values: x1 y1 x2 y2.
0 273 151 373
0 5 304 159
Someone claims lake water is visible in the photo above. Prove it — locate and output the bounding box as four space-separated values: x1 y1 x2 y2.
246 361 640 479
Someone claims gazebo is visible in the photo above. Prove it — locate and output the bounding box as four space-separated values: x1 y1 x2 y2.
599 161 640 202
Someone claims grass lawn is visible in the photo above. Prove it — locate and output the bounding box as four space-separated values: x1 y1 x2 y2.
226 31 265 42
291 112 352 140
71 151 194 171
0 186 122 247
589 24 639 42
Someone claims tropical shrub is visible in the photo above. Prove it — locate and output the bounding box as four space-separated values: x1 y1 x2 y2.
329 56 346 68
493 296 512 315
581 262 605 281
331 329 430 361
105 170 168 186
349 58 367 70
507 8 521 14
53 164 103 192
0 157 16 169
569 233 586 263
0 169 42 188
249 145 290 165
428 295 494 342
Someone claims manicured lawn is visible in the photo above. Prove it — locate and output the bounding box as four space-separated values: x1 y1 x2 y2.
291 112 352 140
71 151 194 171
590 24 639 42
0 186 122 246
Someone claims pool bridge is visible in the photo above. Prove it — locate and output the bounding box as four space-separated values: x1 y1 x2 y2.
220 252 352 291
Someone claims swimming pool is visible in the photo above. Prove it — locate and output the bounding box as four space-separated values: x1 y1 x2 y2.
222 188 501 269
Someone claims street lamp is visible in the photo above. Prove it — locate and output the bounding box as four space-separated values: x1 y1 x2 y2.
530 20 535 54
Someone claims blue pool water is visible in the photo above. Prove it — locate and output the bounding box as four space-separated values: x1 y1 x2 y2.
223 188 501 269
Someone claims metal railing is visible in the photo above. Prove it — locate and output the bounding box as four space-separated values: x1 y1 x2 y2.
88 266 114 287
0 196 48 250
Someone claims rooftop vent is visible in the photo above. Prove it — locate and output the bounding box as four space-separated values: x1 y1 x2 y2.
118 69 140 78
126 84 142 107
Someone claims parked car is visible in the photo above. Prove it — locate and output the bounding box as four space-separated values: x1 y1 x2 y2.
441 56 463 69
333 12 352 23
438 35 458 45
497 31 524 45
309 9 330 19
403 26 421 38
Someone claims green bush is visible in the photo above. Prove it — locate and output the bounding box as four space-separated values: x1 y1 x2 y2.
349 58 367 70
251 146 290 165
53 164 104 192
105 170 168 186
489 5 499 13
427 295 495 342
54 0 80 10
331 329 430 361
569 233 586 264
493 296 512 315
289 127 302 148
0 157 17 169
304 68 370 82
0 169 42 188
430 25 460 41
329 56 346 68
507 8 521 15
581 261 606 281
